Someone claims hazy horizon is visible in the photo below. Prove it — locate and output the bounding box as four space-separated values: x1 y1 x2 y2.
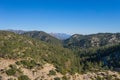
1 29 120 35
0 0 120 34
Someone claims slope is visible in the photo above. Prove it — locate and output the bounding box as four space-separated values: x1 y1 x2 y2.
0 31 76 74
64 33 120 49
22 31 62 46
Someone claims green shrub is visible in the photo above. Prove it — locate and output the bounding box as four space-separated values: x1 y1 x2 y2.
9 64 17 69
62 76 68 80
48 70 56 75
16 61 21 65
96 76 104 80
54 77 60 80
6 68 16 76
20 60 36 69
55 66 66 75
18 75 30 80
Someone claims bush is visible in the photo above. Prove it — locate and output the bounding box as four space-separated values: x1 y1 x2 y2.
20 60 36 69
62 76 68 80
6 68 16 76
18 75 30 80
96 76 104 80
9 64 17 69
54 77 60 80
16 61 21 65
55 66 66 75
48 70 56 75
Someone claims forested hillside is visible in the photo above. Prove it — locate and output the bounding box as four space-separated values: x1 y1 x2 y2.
1 31 120 80
63 33 120 73
0 31 76 74
22 31 62 46
64 33 120 49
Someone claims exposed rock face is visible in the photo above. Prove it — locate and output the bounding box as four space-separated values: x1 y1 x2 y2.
91 37 100 47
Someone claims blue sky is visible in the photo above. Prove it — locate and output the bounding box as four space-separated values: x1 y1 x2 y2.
0 0 120 34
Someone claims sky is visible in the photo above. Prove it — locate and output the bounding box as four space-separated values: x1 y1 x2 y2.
0 0 120 34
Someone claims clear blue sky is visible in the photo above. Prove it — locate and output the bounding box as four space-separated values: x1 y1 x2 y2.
0 0 120 34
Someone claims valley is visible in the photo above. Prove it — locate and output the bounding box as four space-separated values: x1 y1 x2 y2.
0 30 120 80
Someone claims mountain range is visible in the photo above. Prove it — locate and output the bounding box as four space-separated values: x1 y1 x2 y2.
50 33 71 40
0 30 120 80
64 33 120 48
6 29 71 40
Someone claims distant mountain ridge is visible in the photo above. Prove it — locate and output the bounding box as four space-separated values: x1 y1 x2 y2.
64 33 120 49
22 31 62 46
7 29 27 34
50 33 71 40
5 29 120 48
6 29 71 40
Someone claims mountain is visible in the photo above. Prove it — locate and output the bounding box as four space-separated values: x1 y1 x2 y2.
0 31 76 73
64 33 120 49
63 32 120 74
22 31 62 46
1 31 120 80
7 29 26 34
50 33 71 40
6 29 71 40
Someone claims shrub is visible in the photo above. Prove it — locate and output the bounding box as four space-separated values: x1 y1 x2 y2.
48 70 56 75
9 64 17 69
54 77 60 80
6 68 16 76
18 75 30 80
16 61 21 65
96 76 104 80
55 66 66 75
20 60 36 69
62 76 68 80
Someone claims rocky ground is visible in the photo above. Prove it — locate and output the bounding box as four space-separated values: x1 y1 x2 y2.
0 58 120 80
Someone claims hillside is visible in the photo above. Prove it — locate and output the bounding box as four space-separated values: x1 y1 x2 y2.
1 58 120 80
1 31 120 80
64 33 120 49
63 33 120 73
0 31 77 73
22 31 62 46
